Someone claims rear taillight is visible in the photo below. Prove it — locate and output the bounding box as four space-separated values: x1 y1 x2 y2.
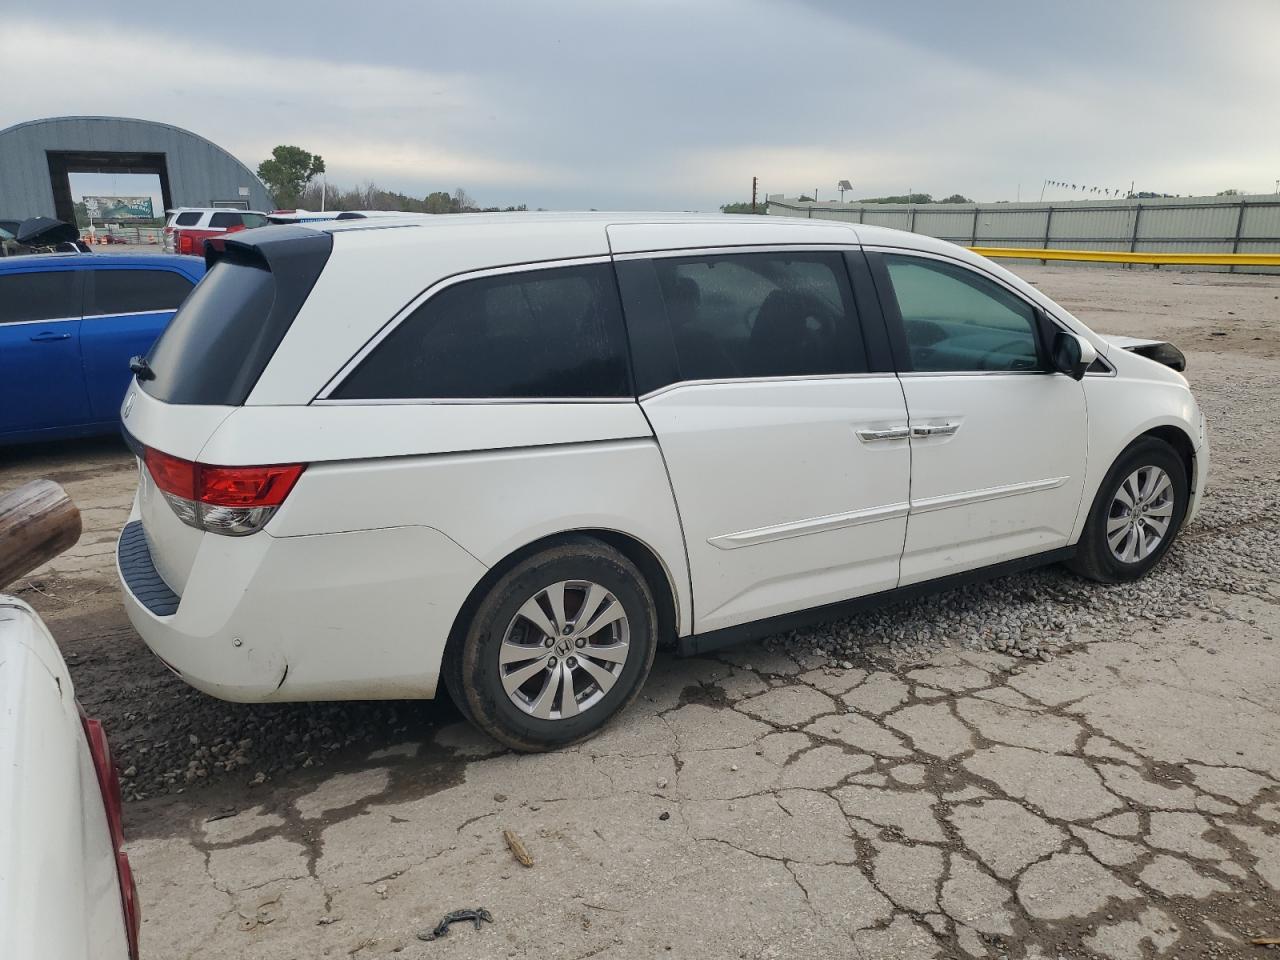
143 446 305 536
80 709 140 960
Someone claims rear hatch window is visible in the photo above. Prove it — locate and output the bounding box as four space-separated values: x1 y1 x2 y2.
139 226 332 405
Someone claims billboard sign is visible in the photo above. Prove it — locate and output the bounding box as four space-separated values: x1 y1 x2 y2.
83 195 155 220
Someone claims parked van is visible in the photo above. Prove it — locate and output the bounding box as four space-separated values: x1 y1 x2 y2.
116 213 1207 749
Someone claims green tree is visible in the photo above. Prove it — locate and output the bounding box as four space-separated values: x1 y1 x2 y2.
1215 188 1243 196
424 191 454 214
257 145 326 207
940 194 974 204
720 202 766 215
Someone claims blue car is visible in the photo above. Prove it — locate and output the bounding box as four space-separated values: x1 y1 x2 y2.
0 253 205 445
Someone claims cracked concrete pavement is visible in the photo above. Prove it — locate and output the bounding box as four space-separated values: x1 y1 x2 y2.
131 616 1280 960
3 264 1278 958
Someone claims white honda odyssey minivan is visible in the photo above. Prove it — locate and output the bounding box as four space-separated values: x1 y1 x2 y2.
117 213 1207 749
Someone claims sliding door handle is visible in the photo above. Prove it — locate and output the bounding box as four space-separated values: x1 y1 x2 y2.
911 422 961 438
856 426 910 442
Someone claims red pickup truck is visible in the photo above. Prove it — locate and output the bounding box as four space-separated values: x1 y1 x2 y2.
163 208 269 255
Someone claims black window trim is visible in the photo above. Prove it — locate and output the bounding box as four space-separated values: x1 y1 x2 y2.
614 242 891 398
82 266 197 320
315 254 635 404
0 268 84 325
863 246 1065 377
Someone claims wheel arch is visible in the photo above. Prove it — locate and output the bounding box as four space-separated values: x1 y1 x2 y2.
443 528 683 668
1073 417 1200 544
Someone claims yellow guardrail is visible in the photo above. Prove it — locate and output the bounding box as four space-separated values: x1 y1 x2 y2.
968 246 1280 267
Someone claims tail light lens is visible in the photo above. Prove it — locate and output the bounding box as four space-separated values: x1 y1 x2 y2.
143 446 305 536
80 709 141 960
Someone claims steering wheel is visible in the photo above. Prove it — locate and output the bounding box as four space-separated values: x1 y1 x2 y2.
980 338 1037 371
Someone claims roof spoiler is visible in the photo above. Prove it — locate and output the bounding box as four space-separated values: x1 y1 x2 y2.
204 223 332 272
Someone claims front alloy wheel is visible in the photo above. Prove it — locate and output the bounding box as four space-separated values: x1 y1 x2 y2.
1105 465 1176 563
1068 436 1189 583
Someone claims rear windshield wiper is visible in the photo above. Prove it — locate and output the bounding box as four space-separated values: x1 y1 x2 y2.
129 356 156 381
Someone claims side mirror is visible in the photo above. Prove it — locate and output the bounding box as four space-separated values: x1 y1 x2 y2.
1051 330 1097 380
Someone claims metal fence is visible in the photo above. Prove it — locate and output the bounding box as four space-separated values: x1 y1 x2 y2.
766 195 1280 273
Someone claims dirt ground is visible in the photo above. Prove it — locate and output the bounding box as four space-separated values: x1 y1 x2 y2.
3 264 1278 959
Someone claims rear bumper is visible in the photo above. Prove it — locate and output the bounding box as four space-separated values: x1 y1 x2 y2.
115 503 487 702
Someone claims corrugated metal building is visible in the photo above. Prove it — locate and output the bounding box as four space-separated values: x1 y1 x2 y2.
0 116 274 221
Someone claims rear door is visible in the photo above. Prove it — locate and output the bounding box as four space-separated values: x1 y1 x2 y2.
615 244 911 634
866 250 1088 584
82 267 197 420
0 268 89 437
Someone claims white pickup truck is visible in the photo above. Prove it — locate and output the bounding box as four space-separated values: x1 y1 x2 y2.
0 595 139 959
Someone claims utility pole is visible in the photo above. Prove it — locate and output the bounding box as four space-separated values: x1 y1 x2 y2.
751 176 758 213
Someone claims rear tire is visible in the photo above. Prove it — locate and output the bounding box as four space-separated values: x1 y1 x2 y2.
1067 436 1189 583
443 536 657 752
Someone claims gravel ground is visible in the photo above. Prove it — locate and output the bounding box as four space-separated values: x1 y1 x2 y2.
3 263 1277 807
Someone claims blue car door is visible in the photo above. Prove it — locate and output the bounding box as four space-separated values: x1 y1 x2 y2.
81 266 197 421
0 268 90 437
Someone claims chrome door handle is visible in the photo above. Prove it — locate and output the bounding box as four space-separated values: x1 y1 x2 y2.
856 426 910 442
911 422 961 438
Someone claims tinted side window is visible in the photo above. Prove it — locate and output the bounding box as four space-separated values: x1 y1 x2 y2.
0 272 78 323
209 212 241 228
649 251 866 382
242 213 269 228
333 263 631 400
882 255 1042 373
91 270 194 316
174 212 201 226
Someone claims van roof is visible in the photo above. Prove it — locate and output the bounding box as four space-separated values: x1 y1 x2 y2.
307 209 957 258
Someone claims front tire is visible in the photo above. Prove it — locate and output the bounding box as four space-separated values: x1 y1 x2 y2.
1067 436 1189 583
443 537 658 751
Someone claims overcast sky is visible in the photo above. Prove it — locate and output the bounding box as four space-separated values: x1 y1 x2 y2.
5 0 1279 210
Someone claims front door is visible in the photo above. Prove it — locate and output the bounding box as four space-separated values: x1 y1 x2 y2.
617 248 912 633
868 251 1088 584
0 269 89 438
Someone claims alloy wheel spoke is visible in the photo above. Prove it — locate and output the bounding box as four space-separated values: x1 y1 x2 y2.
516 596 557 642
500 639 547 666
1121 528 1141 563
581 599 626 637
1137 467 1159 501
1149 472 1172 502
573 583 610 635
544 582 569 635
575 655 618 695
1106 513 1130 535
1144 515 1170 537
558 667 579 718
529 664 561 719
1113 482 1135 510
582 640 629 665
503 657 550 695
1108 524 1130 550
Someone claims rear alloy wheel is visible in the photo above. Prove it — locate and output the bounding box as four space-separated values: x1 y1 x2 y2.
444 537 657 751
1067 436 1189 583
